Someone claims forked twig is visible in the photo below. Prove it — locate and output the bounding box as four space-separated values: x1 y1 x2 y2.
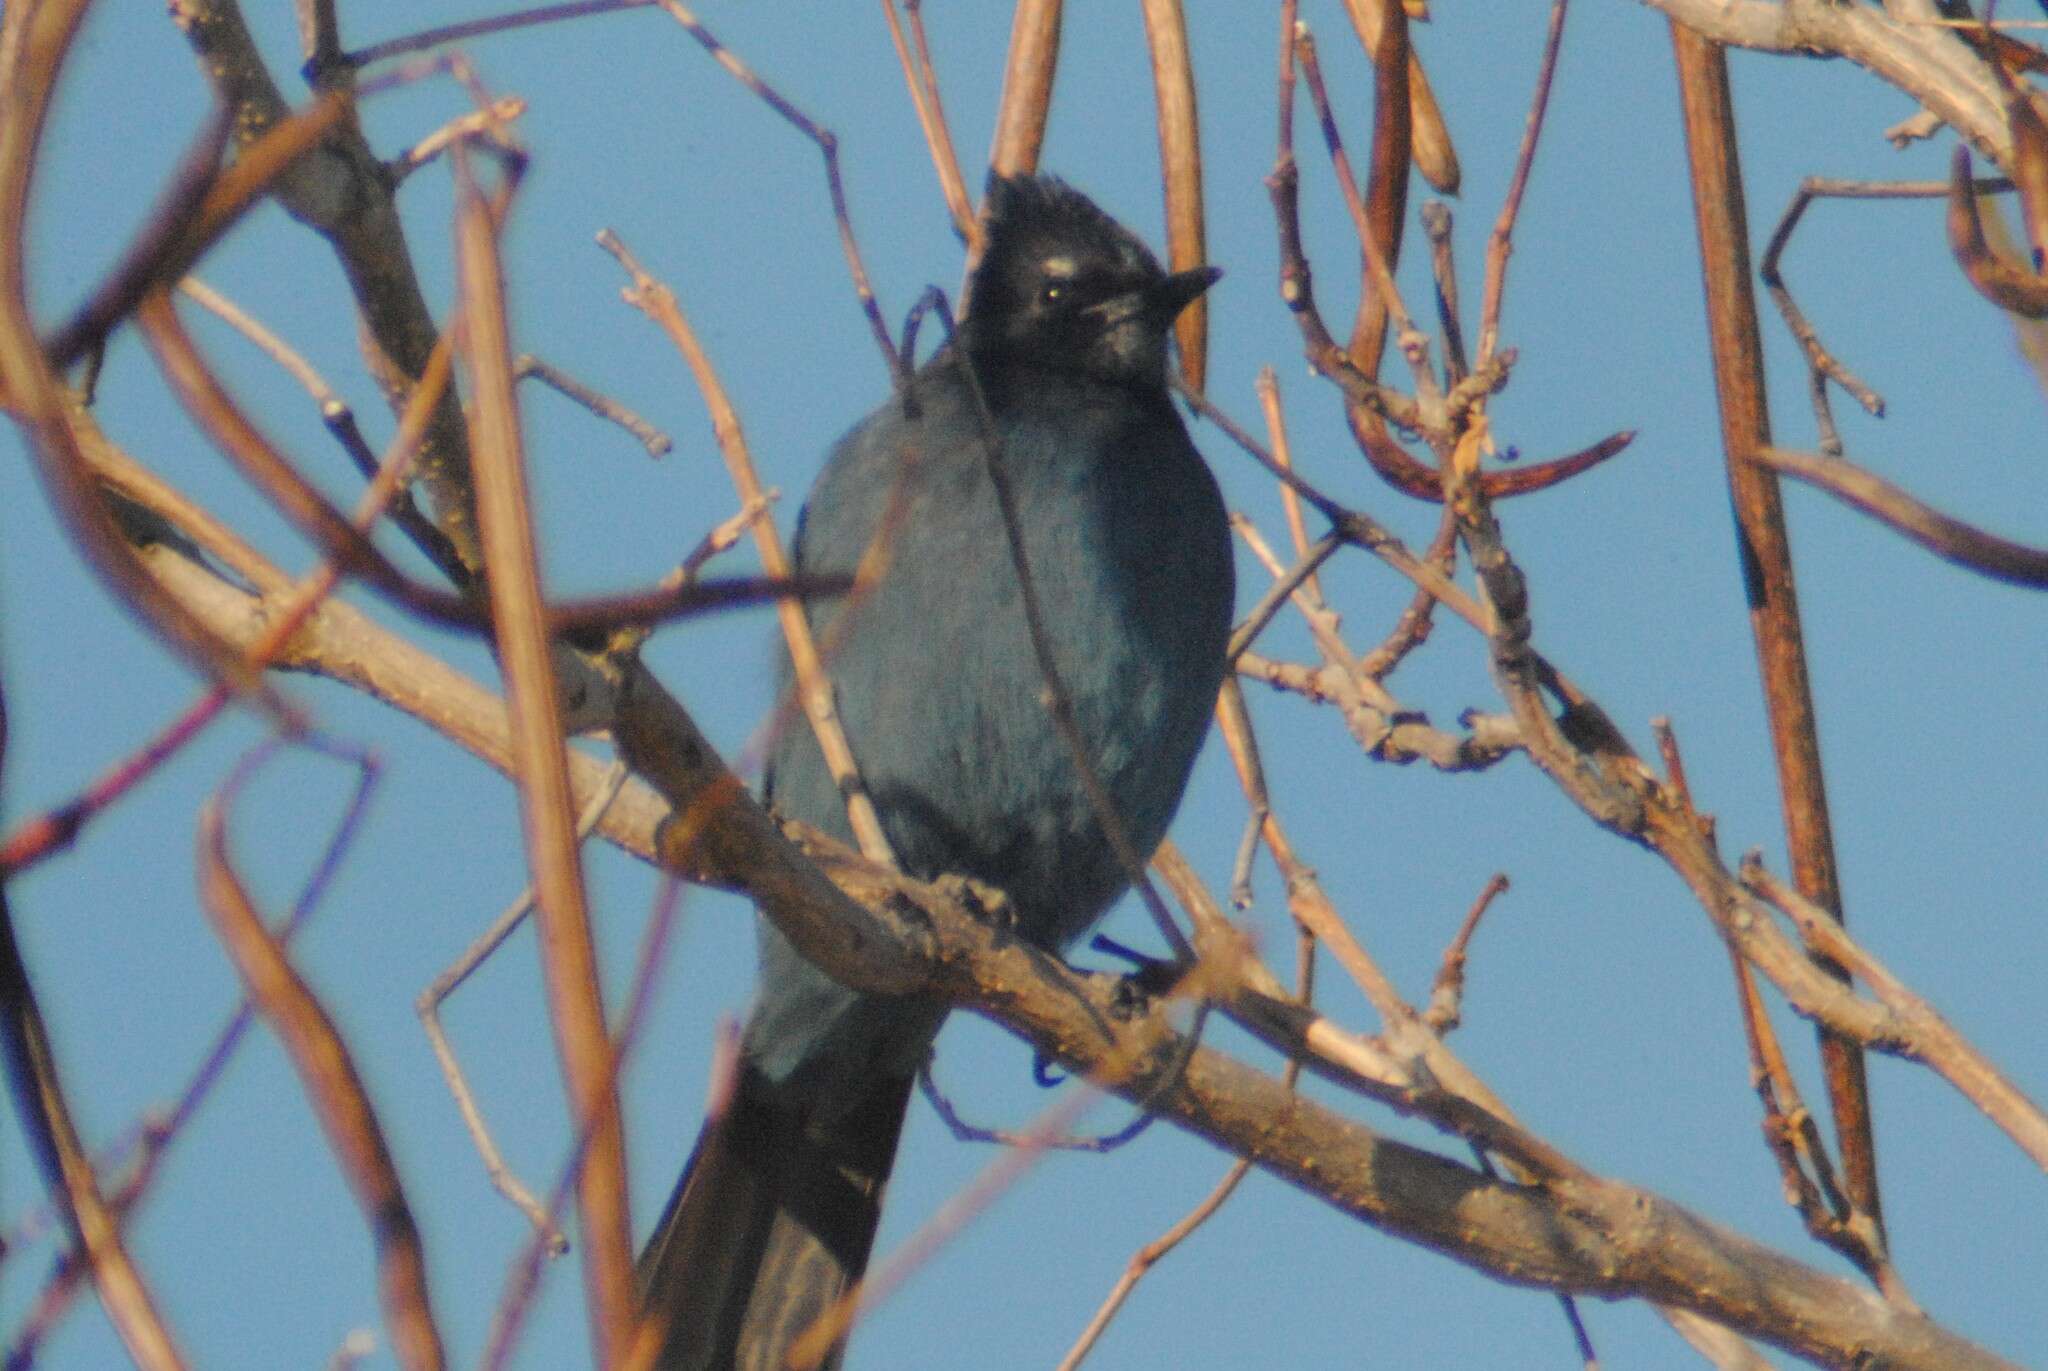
1757 176 1947 450
176 275 466 580
655 0 907 387
418 761 631 1251
597 227 902 870
1422 873 1510 1034
882 0 977 246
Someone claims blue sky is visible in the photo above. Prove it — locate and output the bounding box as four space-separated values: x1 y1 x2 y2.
4 3 2044 1368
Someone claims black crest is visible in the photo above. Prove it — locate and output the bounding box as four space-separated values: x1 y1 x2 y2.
961 174 1204 384
968 174 1164 303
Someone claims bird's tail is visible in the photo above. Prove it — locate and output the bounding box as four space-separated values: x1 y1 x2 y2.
634 1062 916 1371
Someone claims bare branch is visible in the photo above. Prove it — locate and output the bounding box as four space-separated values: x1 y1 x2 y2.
198 755 446 1371
454 156 635 1360
1669 21 1882 1246
1756 445 2048 587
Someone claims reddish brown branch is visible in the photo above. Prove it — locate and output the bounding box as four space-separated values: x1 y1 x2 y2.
1669 21 1882 1248
1139 0 1211 391
454 157 635 1361
1949 145 2048 315
989 0 1062 177
1341 0 1459 193
198 764 446 1371
1341 0 1412 379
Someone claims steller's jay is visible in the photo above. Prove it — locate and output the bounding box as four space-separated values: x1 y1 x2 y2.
637 173 1235 1370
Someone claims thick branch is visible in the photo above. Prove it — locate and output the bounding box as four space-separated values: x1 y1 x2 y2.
1645 0 2007 161
109 495 2022 1369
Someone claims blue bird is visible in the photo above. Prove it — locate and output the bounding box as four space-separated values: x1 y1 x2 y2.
639 173 1234 1370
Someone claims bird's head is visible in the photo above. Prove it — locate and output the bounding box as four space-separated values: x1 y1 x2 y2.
962 173 1220 388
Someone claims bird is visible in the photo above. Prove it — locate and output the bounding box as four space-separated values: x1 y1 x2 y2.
636 172 1234 1370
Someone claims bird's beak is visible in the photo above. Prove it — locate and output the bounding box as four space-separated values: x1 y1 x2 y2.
1147 265 1223 322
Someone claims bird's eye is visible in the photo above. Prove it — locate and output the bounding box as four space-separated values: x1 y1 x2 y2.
1040 282 1064 305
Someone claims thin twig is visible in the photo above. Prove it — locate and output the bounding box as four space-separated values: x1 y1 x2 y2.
515 354 673 458
1328 1 1411 391
1052 1157 1254 1371
1477 0 1571 369
484 875 691 1371
1758 177 1941 448
176 275 465 581
940 304 1199 961
656 0 906 387
1215 680 1271 910
1422 873 1510 1034
418 761 631 1251
389 98 530 184
1254 367 1323 603
1225 533 1342 661
345 0 657 67
597 227 902 870
1294 26 1425 370
1420 201 1469 382
673 492 777 586
1357 507 1456 682
882 0 977 248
